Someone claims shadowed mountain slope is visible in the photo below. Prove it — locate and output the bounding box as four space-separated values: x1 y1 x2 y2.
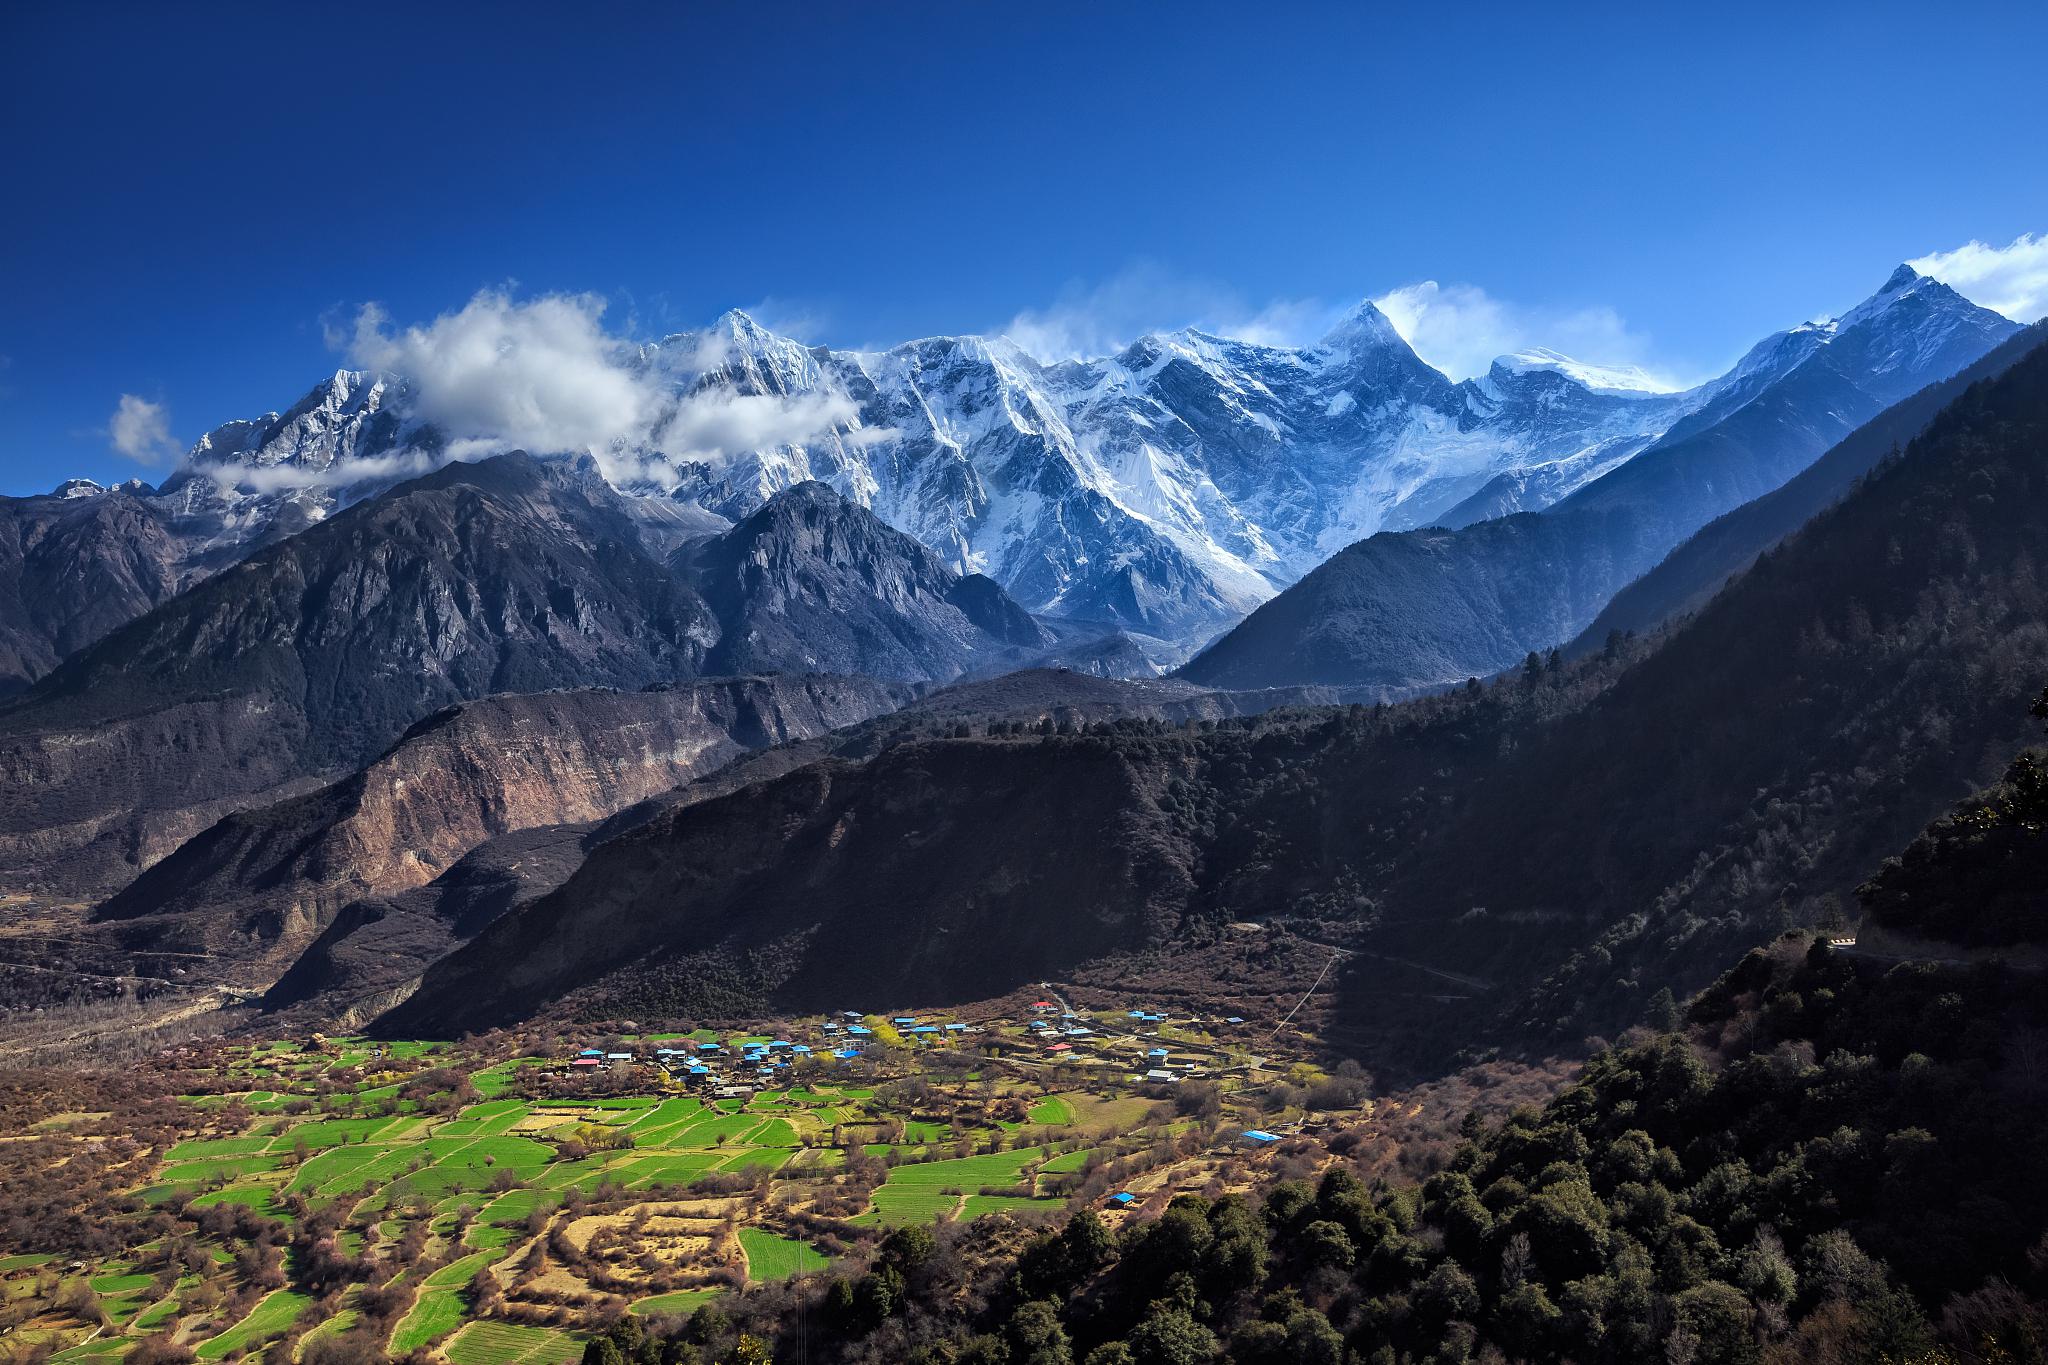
1572 322 2048 650
382 339 2048 1077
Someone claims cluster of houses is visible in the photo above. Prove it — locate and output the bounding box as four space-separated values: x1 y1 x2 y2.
555 1011 994 1094
1025 999 1250 1084
556 1000 1253 1095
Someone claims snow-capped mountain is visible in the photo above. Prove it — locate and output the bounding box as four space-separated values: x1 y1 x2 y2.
24 264 2004 655
117 302 1702 641
1177 267 2022 694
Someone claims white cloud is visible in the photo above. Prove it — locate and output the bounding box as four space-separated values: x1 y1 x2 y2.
346 292 662 455
190 450 446 495
107 394 180 464
340 290 865 482
1371 280 1686 388
1000 262 1338 362
1910 232 2048 322
656 390 860 462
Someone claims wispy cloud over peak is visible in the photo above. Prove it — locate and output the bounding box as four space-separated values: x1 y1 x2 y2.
337 290 865 486
1370 280 1688 390
999 263 1339 362
1910 232 2048 323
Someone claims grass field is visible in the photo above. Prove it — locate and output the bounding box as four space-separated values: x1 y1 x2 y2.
857 1147 1049 1225
628 1289 725 1317
738 1228 829 1280
391 1287 467 1352
195 1288 310 1359
445 1321 583 1364
1028 1097 1074 1125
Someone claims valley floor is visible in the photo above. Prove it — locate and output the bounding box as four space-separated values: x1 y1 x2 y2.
0 990 1562 1364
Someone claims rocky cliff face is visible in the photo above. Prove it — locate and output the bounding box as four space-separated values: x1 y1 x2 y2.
93 674 907 958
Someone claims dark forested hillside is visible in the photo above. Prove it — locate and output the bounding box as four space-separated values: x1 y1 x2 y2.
1390 332 2048 1059
1855 684 2048 949
376 655 1642 1041
580 710 2048 1365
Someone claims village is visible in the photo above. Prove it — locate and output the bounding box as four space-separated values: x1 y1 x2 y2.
555 993 1264 1101
0 986 1360 1364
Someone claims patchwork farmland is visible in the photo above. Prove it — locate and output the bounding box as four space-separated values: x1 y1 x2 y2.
0 996 1340 1361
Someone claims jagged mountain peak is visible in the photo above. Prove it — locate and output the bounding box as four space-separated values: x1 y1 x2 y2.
1315 298 1408 354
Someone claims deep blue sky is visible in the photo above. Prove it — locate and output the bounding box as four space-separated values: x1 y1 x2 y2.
4 0 2046 494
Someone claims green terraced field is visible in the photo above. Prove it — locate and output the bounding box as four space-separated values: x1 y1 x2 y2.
962 1194 1062 1219
158 1154 284 1184
1028 1096 1075 1125
189 1184 289 1218
628 1288 725 1317
738 1228 829 1280
163 1136 274 1160
391 1286 467 1351
195 1288 310 1359
438 1100 530 1136
445 1320 583 1364
426 1250 497 1288
856 1147 1050 1225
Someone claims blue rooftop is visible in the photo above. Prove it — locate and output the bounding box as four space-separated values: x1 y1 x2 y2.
1242 1130 1281 1143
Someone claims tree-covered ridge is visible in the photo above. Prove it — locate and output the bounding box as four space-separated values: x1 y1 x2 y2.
1858 685 2048 948
574 690 2048 1365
